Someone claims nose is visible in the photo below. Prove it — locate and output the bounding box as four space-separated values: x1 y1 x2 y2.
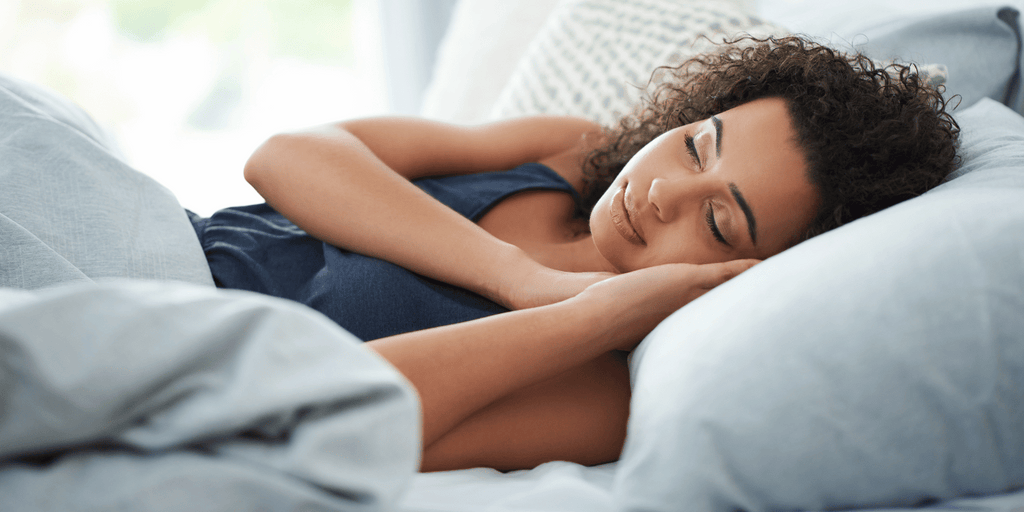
648 176 695 223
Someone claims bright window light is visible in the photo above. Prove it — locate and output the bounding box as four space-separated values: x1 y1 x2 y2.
1 0 389 215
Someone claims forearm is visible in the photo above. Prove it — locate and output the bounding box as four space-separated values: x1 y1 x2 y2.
245 126 540 304
367 292 641 448
420 351 631 472
243 118 603 307
370 260 759 450
339 116 601 179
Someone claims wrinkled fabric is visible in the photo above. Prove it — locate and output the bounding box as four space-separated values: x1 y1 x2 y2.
0 281 420 512
0 73 213 290
0 72 419 511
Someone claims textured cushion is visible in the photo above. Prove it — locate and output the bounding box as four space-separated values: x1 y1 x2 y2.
489 0 786 125
0 73 214 289
614 98 1024 511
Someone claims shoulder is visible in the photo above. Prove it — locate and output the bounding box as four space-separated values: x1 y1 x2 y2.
533 117 607 192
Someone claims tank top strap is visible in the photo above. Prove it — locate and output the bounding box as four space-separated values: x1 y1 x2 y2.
413 162 583 221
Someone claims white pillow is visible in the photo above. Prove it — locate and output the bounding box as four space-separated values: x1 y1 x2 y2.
419 0 562 123
489 0 786 126
614 98 1024 511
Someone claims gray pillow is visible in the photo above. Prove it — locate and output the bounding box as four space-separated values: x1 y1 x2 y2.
849 5 1024 113
0 73 213 289
613 98 1024 511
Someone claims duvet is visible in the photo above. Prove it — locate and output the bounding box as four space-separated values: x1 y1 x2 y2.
0 73 420 511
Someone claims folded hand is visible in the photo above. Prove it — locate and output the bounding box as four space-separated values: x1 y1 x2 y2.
574 259 759 350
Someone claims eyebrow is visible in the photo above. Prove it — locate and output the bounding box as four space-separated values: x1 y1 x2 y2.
729 183 758 246
712 115 722 158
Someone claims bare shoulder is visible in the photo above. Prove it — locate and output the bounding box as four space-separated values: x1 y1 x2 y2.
535 117 607 192
326 115 604 180
497 115 601 138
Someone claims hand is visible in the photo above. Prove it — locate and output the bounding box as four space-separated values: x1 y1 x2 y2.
574 259 759 351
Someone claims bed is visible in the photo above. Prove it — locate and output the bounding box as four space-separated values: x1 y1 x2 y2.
2 0 1023 511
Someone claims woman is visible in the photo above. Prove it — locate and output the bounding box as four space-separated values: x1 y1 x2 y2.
190 36 959 471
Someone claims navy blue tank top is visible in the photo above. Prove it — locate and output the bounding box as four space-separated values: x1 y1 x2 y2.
188 163 581 341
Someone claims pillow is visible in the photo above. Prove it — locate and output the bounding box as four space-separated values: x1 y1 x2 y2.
846 6 1024 114
756 0 1012 45
419 0 562 123
0 73 214 289
614 98 1024 511
489 0 787 126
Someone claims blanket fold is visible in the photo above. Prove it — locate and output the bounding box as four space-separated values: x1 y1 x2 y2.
0 281 420 511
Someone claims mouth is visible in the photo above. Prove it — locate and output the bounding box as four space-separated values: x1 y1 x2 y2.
610 184 646 246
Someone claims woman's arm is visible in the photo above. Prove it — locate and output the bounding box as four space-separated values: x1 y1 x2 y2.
243 116 608 310
367 259 758 458
420 351 632 472
333 116 601 182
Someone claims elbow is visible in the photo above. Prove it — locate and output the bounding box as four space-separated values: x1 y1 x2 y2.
243 132 292 192
242 149 262 188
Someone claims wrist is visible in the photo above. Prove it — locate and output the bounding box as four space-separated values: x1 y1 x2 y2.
478 244 547 309
560 291 643 353
567 277 669 351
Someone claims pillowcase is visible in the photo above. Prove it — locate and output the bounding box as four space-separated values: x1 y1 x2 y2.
489 0 787 126
846 5 1024 114
613 98 1024 511
419 0 562 123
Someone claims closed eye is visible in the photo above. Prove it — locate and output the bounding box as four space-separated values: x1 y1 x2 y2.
685 135 701 167
706 205 729 246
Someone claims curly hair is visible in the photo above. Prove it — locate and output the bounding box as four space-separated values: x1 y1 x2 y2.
583 35 960 243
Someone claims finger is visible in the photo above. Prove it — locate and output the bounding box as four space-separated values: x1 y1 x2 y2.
694 258 761 289
726 258 761 273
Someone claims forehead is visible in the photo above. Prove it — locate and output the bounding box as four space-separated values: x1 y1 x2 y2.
714 98 818 255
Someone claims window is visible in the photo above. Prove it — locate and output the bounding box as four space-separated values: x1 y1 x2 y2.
2 0 388 214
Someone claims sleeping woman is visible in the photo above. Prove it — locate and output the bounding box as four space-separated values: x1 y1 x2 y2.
188 36 959 472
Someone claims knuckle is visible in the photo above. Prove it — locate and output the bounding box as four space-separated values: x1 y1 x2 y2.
714 265 737 282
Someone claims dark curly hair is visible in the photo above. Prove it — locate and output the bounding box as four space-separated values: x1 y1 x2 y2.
583 35 960 243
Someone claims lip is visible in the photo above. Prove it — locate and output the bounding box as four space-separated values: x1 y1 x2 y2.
610 185 646 246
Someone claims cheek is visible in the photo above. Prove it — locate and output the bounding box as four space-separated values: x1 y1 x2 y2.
645 226 730 267
590 191 649 273
589 195 624 269
646 235 695 267
591 196 700 272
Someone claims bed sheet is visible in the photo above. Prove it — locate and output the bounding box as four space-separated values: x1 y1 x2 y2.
399 462 616 512
399 463 1024 512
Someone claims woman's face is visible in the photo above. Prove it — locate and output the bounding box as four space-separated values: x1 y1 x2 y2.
590 97 819 272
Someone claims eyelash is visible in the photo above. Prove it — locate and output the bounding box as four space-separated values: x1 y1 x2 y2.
684 135 701 167
690 134 726 246
706 205 728 245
